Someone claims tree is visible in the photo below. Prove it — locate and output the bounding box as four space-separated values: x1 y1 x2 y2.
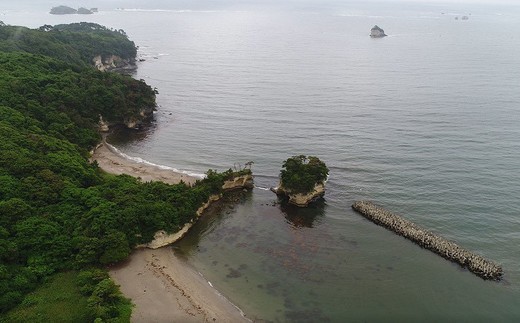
280 155 329 194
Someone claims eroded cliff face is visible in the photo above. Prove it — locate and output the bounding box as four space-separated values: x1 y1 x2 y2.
222 174 254 190
139 174 254 249
139 194 222 249
93 55 136 72
98 106 154 131
273 183 325 207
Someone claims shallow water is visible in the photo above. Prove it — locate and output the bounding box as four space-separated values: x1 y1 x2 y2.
4 1 520 321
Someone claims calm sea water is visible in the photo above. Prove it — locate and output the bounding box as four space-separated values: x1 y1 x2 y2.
4 1 520 321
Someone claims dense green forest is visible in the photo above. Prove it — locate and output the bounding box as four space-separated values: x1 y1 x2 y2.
280 155 329 194
0 23 235 322
0 22 136 68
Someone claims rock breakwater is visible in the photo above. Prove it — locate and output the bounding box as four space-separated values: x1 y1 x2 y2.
352 201 503 281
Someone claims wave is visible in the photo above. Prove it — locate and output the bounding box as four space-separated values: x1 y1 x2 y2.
254 186 272 191
104 142 206 179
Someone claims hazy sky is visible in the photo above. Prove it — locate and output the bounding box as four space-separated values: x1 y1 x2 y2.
3 0 519 12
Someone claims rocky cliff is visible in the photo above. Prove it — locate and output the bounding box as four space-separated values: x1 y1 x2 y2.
93 55 136 72
139 174 254 249
98 105 154 131
272 183 325 207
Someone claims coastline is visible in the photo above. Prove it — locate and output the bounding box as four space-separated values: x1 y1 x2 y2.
109 248 249 323
91 141 199 186
91 142 249 322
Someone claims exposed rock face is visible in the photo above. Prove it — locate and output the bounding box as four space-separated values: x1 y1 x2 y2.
92 55 136 72
370 25 387 38
140 194 222 249
273 183 325 207
98 106 154 131
140 174 254 249
222 174 254 190
98 115 110 132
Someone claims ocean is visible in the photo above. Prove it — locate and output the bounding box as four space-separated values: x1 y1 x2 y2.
3 1 520 321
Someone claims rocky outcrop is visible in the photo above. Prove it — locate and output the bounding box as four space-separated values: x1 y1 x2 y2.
98 106 154 131
50 6 77 15
50 6 96 15
352 201 503 281
98 115 110 132
139 194 222 249
92 55 136 72
222 174 254 190
370 25 387 38
139 174 254 249
272 183 325 207
77 7 93 15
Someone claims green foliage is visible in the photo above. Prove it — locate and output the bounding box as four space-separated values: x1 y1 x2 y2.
2 272 93 323
280 155 329 194
0 22 244 319
0 22 136 67
77 269 132 322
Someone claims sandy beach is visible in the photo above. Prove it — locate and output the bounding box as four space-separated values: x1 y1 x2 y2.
91 142 199 186
92 142 248 322
110 248 249 323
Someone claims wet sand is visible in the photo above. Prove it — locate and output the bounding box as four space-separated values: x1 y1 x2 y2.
92 142 248 322
91 142 198 186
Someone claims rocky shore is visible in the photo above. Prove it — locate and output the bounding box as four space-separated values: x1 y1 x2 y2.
272 183 325 207
352 201 503 281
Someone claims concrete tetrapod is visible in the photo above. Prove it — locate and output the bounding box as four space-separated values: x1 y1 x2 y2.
352 201 503 281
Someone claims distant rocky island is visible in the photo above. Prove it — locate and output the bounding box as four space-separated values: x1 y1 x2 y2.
370 25 387 38
50 5 98 15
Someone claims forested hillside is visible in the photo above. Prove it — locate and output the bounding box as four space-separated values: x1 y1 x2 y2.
0 22 136 68
0 23 231 322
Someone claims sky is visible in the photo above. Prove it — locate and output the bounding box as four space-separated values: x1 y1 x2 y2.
2 0 519 12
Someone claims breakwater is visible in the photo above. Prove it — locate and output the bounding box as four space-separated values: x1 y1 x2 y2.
352 201 503 281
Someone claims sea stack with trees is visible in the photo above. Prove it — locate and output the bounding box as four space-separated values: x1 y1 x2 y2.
272 155 329 207
50 6 95 15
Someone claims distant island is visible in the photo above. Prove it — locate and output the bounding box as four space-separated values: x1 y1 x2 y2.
50 5 97 15
370 25 387 38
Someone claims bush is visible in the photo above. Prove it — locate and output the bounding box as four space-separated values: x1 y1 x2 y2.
280 155 329 194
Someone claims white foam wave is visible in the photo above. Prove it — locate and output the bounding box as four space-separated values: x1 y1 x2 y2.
254 186 272 191
105 143 206 179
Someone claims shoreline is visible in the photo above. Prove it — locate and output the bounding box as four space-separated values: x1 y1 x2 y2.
91 141 199 186
109 248 249 323
91 141 249 322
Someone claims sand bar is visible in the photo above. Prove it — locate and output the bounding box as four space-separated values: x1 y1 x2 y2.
109 248 249 323
91 141 199 186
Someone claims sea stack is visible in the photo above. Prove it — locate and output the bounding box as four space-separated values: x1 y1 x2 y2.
370 25 387 38
272 155 329 207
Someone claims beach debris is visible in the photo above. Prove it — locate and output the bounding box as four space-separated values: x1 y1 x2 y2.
352 201 503 281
